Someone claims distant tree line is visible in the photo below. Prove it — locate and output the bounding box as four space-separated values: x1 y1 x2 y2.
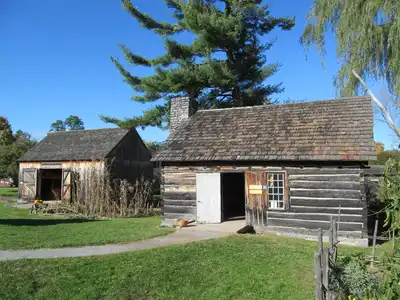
370 142 400 165
50 115 85 132
0 117 37 185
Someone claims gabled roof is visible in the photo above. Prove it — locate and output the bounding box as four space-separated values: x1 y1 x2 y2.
18 128 130 162
152 96 376 162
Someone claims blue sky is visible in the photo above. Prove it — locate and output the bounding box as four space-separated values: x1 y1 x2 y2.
0 0 396 149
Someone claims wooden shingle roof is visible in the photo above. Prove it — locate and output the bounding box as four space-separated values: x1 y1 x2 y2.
152 96 376 162
18 128 130 162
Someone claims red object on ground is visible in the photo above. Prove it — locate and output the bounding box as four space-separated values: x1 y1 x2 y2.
178 219 189 228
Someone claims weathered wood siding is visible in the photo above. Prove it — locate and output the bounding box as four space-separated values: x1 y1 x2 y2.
161 164 366 236
274 167 364 235
68 161 105 203
107 129 153 185
18 162 40 200
18 161 104 201
162 166 197 221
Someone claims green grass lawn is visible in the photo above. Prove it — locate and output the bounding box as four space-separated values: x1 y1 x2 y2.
0 234 389 300
0 187 18 197
0 204 174 249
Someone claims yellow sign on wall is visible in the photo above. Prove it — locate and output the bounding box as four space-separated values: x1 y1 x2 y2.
249 185 262 190
249 189 263 195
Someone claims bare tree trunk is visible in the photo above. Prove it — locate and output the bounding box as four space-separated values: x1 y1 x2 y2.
352 69 400 138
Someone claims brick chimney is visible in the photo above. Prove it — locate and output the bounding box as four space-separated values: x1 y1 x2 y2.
170 96 195 135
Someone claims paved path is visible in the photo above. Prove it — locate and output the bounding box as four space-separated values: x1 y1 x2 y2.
0 228 232 261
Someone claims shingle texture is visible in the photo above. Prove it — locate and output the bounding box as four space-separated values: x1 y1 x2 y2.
18 128 129 162
152 97 376 162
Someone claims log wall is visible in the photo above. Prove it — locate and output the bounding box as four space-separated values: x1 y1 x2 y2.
162 164 366 236
285 167 365 235
162 166 197 221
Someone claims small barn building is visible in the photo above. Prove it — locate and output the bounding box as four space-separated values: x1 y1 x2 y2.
18 128 152 202
152 96 376 238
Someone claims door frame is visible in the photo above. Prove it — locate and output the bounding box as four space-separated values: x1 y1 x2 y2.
220 172 246 221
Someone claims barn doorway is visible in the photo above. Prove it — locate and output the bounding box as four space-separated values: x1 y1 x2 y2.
40 169 62 200
221 173 245 221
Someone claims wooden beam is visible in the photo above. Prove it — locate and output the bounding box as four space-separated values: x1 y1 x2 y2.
289 180 360 190
163 192 196 200
164 212 196 220
266 211 363 222
267 218 363 231
164 205 196 215
290 188 360 199
291 197 361 207
289 174 360 182
164 199 196 207
290 206 363 214
287 168 360 175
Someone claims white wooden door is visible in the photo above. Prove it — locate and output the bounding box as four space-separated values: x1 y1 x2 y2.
196 173 221 223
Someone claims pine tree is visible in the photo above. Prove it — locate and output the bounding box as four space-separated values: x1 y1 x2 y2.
102 0 294 129
301 0 400 96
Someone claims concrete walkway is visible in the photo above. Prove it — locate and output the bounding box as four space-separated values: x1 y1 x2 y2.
0 227 233 261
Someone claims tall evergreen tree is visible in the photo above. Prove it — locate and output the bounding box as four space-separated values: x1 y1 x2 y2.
102 0 294 129
301 0 400 96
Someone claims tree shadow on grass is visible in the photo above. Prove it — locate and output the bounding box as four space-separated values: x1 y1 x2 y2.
0 218 98 226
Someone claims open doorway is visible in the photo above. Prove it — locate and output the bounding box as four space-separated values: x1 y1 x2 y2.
40 169 62 200
221 173 245 221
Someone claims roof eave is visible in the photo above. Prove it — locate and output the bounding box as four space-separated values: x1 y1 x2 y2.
18 158 106 163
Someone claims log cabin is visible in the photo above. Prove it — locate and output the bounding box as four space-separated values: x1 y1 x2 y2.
17 128 152 202
152 96 376 239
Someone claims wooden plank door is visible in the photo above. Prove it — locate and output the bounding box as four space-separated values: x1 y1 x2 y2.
245 172 267 226
21 168 37 200
62 169 72 202
196 173 221 223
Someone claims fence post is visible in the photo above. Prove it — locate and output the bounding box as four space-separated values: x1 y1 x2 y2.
328 217 334 256
316 221 340 300
332 218 338 261
323 247 330 300
371 219 379 266
314 252 323 300
318 228 323 255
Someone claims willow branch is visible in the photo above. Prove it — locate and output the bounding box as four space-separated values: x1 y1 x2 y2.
352 69 400 138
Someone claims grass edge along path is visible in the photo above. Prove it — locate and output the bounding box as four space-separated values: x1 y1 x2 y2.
0 234 390 300
0 204 174 250
0 235 320 300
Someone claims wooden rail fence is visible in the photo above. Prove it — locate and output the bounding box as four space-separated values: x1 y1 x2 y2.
314 217 338 300
314 218 382 300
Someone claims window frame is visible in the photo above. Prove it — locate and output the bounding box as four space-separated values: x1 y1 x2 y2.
266 171 288 211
